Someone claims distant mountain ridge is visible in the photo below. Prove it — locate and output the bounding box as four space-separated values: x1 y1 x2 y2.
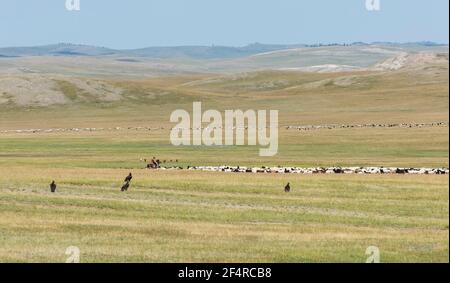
0 43 116 57
0 42 447 59
0 43 307 59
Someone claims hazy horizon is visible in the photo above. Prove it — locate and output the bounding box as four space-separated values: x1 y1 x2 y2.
1 0 448 49
0 40 448 50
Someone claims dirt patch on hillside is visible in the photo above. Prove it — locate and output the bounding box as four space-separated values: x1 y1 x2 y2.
373 52 449 71
0 76 68 106
0 75 124 107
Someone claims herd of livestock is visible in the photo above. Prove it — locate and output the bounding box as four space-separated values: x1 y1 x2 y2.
156 165 449 175
1 121 448 134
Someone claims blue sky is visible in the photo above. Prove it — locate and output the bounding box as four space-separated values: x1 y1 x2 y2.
0 0 448 48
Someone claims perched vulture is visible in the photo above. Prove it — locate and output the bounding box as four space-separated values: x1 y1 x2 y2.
121 182 130 192
284 182 291 193
124 173 133 183
50 181 57 193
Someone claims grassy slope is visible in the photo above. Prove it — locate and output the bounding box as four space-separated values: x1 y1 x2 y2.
1 68 448 168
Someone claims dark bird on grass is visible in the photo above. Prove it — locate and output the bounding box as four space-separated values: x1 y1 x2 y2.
50 181 57 193
124 173 133 183
121 181 130 192
284 182 291 193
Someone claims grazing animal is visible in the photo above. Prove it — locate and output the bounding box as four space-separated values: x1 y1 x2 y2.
284 182 291 193
396 168 408 174
121 181 130 192
124 173 133 182
50 181 57 193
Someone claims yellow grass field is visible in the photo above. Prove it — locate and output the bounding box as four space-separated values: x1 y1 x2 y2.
0 59 448 262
